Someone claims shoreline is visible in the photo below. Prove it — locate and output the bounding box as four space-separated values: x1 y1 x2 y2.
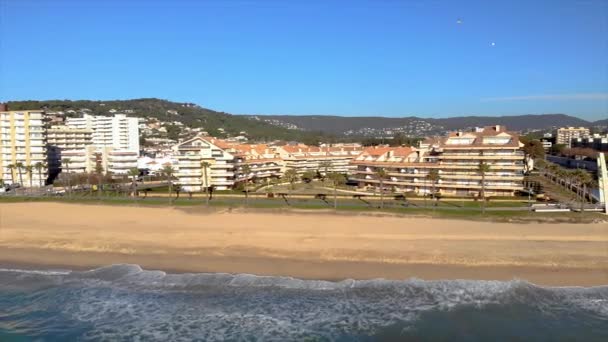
1 248 607 287
1 202 607 286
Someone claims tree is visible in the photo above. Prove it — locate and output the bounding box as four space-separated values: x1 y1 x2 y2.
522 140 545 173
15 162 24 186
25 165 34 188
550 144 566 155
327 172 346 209
375 168 388 209
61 158 71 197
426 169 440 206
573 169 593 212
34 162 45 187
95 163 104 196
240 164 251 206
477 162 491 213
319 161 332 180
7 164 15 186
200 161 211 205
283 169 299 190
128 168 140 198
162 165 175 204
302 170 317 183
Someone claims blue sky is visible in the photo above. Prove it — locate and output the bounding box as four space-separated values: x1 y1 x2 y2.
1 0 607 120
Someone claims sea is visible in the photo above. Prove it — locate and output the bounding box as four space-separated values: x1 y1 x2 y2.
1 264 607 341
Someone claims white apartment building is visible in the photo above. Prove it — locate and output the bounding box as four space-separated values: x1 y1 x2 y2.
173 136 236 191
274 145 363 175
351 126 526 197
556 127 590 147
66 114 139 151
47 126 94 176
0 110 48 186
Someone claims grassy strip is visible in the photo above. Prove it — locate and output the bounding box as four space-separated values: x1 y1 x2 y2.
1 195 605 223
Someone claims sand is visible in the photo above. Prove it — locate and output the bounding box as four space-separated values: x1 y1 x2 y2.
1 202 607 286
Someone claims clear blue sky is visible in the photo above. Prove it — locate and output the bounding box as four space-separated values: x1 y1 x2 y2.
1 0 607 120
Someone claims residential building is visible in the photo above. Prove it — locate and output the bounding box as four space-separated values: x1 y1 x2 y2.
66 113 139 151
173 136 236 191
571 134 608 152
47 126 94 177
0 110 47 186
228 144 283 182
351 125 526 197
273 144 363 175
556 127 590 147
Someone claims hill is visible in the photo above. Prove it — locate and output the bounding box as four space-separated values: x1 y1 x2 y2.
242 113 592 136
6 99 324 142
5 99 598 139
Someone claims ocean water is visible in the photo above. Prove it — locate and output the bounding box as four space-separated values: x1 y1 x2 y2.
1 264 607 341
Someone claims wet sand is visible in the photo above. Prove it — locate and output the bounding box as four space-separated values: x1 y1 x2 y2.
1 203 607 286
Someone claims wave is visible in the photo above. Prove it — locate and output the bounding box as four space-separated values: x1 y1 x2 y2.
1 264 607 341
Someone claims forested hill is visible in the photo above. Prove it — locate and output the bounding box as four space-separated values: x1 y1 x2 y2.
241 113 595 136
6 99 601 139
5 99 325 142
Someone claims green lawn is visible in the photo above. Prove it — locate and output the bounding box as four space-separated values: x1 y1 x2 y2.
1 194 605 223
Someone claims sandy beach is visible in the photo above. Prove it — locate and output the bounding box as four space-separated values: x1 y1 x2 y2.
1 202 607 286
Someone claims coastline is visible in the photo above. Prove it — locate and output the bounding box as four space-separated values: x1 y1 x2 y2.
1 202 607 286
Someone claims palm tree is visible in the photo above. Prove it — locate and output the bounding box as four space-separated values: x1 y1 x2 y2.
284 169 299 190
95 163 104 196
426 169 440 207
375 168 388 209
34 162 45 187
573 169 592 211
61 158 71 197
128 167 140 198
162 165 175 204
6 164 15 187
25 165 34 188
319 161 332 184
327 172 346 209
15 162 24 187
240 164 251 206
200 161 211 205
477 162 491 213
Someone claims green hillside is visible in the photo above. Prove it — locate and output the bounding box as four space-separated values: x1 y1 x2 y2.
6 98 326 143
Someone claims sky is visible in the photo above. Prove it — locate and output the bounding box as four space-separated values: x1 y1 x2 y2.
0 0 607 121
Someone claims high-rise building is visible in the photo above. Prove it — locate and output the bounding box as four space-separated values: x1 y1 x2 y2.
556 127 590 147
66 114 139 151
47 126 94 176
0 110 48 186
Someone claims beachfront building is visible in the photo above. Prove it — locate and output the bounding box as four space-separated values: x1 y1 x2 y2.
351 125 526 197
0 110 48 186
47 126 94 177
556 127 590 147
274 144 363 176
227 144 283 183
173 136 236 191
66 113 139 151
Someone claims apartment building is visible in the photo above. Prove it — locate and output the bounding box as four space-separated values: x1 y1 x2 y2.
0 110 48 186
47 126 94 176
351 126 526 197
274 145 363 175
556 127 590 147
571 134 608 152
173 136 236 191
228 144 283 182
66 113 139 151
